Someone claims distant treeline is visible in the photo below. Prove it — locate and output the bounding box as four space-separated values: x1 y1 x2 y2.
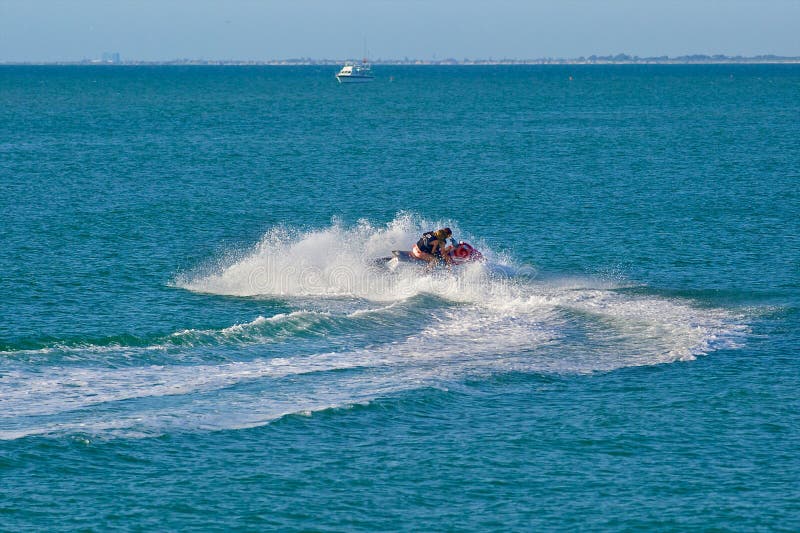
4 54 800 66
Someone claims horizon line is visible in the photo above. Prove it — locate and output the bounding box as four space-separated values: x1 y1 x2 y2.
4 53 800 67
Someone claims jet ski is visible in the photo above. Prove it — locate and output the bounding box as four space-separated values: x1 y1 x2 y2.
376 240 484 270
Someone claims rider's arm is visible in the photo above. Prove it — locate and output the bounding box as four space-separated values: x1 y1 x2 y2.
434 239 451 263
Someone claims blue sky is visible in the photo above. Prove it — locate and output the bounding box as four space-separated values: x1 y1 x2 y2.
1 0 798 61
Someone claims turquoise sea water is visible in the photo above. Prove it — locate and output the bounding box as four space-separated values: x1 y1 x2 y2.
1 65 799 530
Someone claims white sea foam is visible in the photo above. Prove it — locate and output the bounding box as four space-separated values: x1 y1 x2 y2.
0 216 749 439
0 302 561 439
174 214 517 302
0 293 744 440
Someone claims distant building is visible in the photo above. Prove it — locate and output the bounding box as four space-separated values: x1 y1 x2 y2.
101 52 121 64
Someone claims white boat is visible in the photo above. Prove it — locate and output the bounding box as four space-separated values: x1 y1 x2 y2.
336 61 374 83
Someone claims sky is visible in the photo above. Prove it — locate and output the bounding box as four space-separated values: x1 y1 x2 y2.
1 0 799 62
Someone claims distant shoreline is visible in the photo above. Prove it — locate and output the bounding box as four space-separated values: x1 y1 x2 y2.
3 55 800 66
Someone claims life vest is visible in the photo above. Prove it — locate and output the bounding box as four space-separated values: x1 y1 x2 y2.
416 231 439 254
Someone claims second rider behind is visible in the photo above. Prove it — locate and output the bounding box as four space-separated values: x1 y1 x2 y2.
411 228 453 267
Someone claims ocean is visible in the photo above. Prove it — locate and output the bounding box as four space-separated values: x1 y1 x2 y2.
1 64 798 530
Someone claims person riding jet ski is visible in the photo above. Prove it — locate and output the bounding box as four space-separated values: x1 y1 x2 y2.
374 227 484 270
411 228 453 267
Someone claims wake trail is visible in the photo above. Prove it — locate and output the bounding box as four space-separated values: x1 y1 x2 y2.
0 214 750 439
